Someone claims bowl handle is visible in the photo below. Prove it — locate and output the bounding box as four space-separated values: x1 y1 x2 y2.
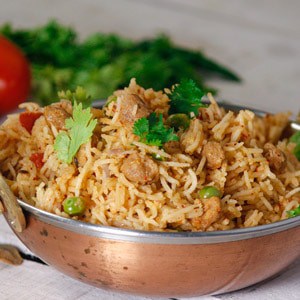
0 173 26 232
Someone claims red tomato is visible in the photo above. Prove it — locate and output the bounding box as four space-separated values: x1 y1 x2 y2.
30 153 44 169
0 36 31 115
19 111 43 133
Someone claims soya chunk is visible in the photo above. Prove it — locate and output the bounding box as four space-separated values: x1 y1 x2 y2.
121 153 158 184
191 196 222 230
202 141 225 169
263 143 287 172
119 94 150 129
44 102 71 131
163 141 181 154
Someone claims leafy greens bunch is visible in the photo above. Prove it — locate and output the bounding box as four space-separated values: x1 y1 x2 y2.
133 113 178 147
1 20 240 106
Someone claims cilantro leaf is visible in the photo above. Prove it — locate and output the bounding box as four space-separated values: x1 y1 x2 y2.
147 139 163 147
290 131 300 144
54 132 71 163
287 205 300 218
133 117 149 142
133 113 178 147
54 101 97 164
168 79 206 115
289 132 300 160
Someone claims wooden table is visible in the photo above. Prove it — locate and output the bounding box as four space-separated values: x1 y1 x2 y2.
0 0 299 299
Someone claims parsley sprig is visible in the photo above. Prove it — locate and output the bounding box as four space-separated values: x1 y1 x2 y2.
54 101 97 164
168 79 206 115
133 113 178 147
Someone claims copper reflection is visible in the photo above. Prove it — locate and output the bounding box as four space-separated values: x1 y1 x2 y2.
9 212 300 297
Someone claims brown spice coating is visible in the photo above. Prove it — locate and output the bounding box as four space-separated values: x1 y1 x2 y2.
44 104 71 131
263 143 287 172
191 197 222 230
202 141 225 169
119 94 150 129
163 141 181 154
121 153 159 184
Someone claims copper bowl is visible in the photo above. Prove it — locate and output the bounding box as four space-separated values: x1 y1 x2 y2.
2 201 300 298
1 103 300 297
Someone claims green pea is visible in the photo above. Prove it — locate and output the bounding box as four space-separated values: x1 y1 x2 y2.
151 153 165 161
199 186 221 199
166 114 190 130
287 205 300 218
63 197 85 216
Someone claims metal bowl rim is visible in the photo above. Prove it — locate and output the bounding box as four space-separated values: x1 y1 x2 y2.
19 200 300 244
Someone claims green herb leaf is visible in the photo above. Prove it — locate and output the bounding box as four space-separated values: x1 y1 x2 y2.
289 132 300 160
58 86 92 108
133 113 178 147
147 139 163 147
133 117 149 142
54 101 97 164
166 113 190 130
53 131 71 163
287 205 300 218
290 131 300 144
293 144 300 161
169 79 206 115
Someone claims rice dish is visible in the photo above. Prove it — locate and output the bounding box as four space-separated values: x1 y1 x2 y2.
0 79 299 231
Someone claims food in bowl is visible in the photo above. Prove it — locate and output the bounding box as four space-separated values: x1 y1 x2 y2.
0 79 299 232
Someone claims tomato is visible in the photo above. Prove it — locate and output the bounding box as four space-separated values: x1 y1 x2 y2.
30 153 44 169
0 36 31 115
19 111 43 133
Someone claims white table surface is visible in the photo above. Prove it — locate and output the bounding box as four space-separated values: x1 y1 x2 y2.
0 0 300 299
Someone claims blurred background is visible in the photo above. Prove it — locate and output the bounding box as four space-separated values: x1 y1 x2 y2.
0 0 299 114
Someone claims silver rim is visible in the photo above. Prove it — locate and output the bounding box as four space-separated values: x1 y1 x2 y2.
19 200 300 244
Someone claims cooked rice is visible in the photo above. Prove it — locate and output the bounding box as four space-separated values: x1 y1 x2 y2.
0 78 299 231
